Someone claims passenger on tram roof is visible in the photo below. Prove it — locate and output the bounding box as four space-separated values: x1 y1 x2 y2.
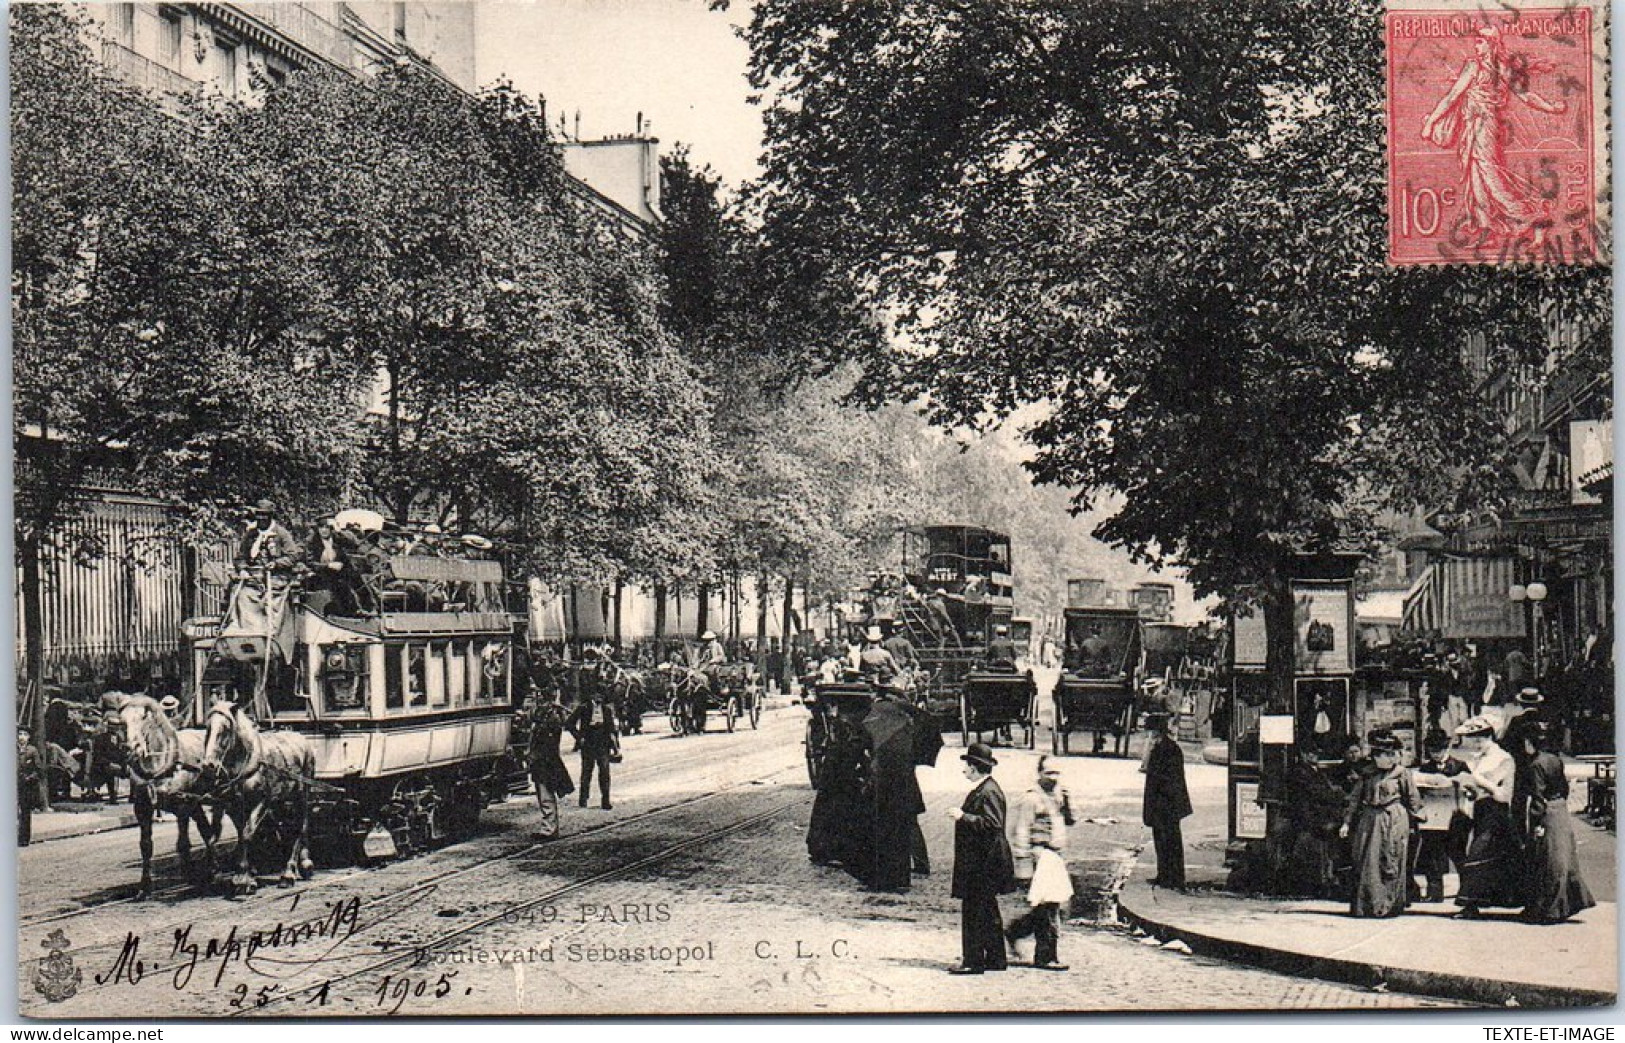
235 499 299 578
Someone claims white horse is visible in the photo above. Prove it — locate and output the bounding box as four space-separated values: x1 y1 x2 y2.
104 693 222 897
200 700 315 894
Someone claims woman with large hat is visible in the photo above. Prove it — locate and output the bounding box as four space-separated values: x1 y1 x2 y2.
1339 730 1423 917
1452 715 1521 917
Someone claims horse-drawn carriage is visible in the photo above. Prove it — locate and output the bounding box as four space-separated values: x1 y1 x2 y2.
958 666 1040 748
803 680 874 789
1052 606 1143 756
661 660 762 735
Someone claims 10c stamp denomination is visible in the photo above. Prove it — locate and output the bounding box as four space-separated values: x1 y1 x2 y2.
1386 0 1609 265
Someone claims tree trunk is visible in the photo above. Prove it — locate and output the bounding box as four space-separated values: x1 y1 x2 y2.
780 570 797 691
756 571 771 679
20 534 51 812
696 581 711 639
653 581 668 655
729 570 742 645
1260 572 1297 715
612 579 624 650
568 583 580 651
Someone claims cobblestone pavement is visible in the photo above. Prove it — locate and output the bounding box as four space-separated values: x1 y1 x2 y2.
19 704 1470 1017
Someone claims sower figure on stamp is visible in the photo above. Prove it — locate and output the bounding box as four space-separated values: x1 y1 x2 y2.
947 742 1015 974
1142 711 1192 889
1006 755 1074 970
566 690 619 810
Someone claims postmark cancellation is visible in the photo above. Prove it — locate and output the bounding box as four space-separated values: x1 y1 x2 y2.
1385 0 1610 266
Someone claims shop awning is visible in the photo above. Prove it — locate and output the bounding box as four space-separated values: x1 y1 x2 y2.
1401 556 1525 639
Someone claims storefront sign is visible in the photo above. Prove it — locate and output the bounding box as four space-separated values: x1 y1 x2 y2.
1233 781 1267 839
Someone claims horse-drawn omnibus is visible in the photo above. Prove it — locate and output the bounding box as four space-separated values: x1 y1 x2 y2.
855 525 1035 745
182 522 516 867
1052 605 1143 756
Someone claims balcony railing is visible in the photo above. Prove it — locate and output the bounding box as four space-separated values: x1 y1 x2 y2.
101 40 198 98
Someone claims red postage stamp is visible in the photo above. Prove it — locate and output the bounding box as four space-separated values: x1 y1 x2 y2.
1385 0 1610 266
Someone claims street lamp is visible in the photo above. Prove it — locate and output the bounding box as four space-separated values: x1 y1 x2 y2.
1526 581 1549 679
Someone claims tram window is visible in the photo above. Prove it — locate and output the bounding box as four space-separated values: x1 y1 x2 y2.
465 640 482 702
407 645 428 707
385 646 404 710
427 642 448 706
446 641 466 704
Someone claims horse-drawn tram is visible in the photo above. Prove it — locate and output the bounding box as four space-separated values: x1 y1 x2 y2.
182 524 515 876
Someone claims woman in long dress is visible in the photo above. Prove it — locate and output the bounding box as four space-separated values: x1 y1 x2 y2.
1341 733 1423 917
1513 721 1596 923
528 696 575 839
1453 716 1521 917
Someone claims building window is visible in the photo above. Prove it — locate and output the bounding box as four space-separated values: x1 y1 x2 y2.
159 9 183 68
112 3 135 44
213 37 239 95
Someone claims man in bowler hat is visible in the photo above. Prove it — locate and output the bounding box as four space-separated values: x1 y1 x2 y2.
948 742 1015 973
1142 712 1192 889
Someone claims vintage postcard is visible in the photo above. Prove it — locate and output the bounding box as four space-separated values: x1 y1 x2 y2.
11 0 1615 1020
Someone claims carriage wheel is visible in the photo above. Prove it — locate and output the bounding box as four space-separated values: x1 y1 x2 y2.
749 693 762 729
958 689 971 748
725 697 739 733
667 697 685 735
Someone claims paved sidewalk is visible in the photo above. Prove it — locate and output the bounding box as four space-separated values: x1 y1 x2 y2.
24 801 139 844
1118 756 1618 1009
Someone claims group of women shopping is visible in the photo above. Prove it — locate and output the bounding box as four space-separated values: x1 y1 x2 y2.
1344 707 1596 924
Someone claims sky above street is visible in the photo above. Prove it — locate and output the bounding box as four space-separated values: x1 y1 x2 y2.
474 0 765 188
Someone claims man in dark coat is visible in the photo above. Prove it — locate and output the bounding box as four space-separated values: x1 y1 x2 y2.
948 742 1014 973
1142 712 1193 889
565 693 620 810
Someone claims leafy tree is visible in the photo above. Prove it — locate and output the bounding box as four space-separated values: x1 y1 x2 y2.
214 67 718 586
739 0 1608 694
12 7 370 794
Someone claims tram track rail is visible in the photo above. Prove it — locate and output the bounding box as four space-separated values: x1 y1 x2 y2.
20 752 804 983
20 711 804 931
241 791 813 1017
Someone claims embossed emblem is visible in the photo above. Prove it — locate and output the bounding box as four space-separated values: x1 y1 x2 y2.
34 929 83 1003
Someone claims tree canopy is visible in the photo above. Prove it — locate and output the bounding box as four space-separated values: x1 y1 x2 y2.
739 0 1609 605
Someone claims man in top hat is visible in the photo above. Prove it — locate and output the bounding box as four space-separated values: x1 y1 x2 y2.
947 742 1015 973
235 499 299 578
1142 711 1192 889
